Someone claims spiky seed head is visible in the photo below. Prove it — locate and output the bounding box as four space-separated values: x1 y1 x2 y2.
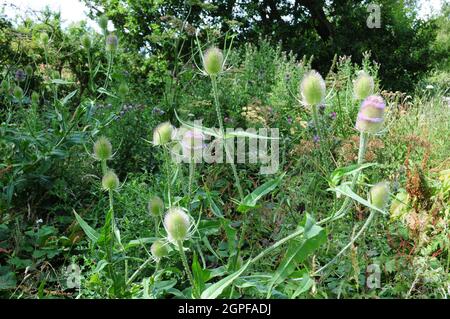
13 86 23 100
82 35 91 49
148 196 164 217
102 170 120 191
151 240 169 261
1 80 10 92
153 122 173 146
40 32 49 45
106 34 118 52
118 82 129 97
25 65 33 77
98 15 109 31
300 70 326 105
355 95 386 134
93 136 113 161
181 129 205 159
353 71 374 100
164 207 191 242
203 47 224 76
31 91 39 104
15 69 26 82
369 181 390 210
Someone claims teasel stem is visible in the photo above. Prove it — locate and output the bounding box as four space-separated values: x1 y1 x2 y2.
188 158 195 209
314 209 376 275
311 104 323 141
324 131 369 223
210 75 244 201
163 147 172 208
127 256 154 286
177 240 198 298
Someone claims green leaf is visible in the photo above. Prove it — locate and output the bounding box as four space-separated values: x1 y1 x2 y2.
61 90 78 105
328 163 377 188
268 214 325 292
200 260 251 299
51 79 74 85
73 210 99 243
238 172 286 213
192 252 208 294
333 184 388 215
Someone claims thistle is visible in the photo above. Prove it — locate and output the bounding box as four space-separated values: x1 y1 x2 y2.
148 196 164 217
163 207 192 243
353 71 374 100
203 47 224 76
102 170 120 191
151 240 169 261
369 181 390 210
355 95 386 134
15 69 26 82
153 122 173 146
93 136 113 161
300 70 326 106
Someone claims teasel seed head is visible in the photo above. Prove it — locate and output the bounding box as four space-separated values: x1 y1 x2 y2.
31 91 40 105
25 65 33 77
369 181 390 210
181 129 205 160
13 86 23 100
15 69 26 82
40 32 49 46
106 34 118 52
353 71 374 100
355 95 386 134
163 207 191 243
93 136 113 161
118 82 129 97
102 170 120 191
300 70 326 105
153 122 173 146
203 47 224 76
98 15 109 32
148 195 164 217
1 80 10 92
82 35 91 49
151 240 169 261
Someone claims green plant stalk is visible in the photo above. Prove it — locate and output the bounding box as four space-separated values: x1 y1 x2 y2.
210 75 244 201
177 240 198 298
311 104 323 140
127 256 153 286
164 147 172 207
314 209 376 274
188 158 195 208
325 132 369 222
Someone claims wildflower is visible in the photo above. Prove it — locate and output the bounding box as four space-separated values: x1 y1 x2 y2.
152 107 165 115
181 129 205 160
329 112 337 120
102 170 120 191
353 71 374 100
425 85 434 90
15 69 26 82
13 86 23 100
355 95 386 134
153 122 173 146
148 196 164 217
313 135 320 143
163 207 191 243
151 240 169 261
300 70 326 105
203 47 224 76
369 181 390 210
93 136 113 161
106 34 118 52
